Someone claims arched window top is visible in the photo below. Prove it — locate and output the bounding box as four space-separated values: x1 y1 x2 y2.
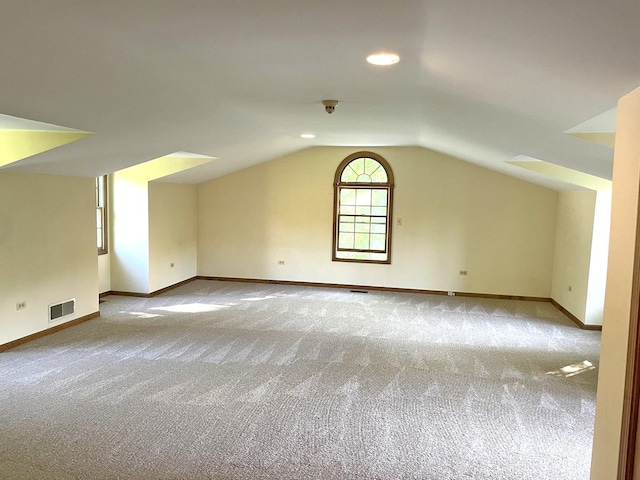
335 152 394 186
340 157 387 183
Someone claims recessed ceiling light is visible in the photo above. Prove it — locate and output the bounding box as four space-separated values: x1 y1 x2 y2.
366 52 400 66
300 133 316 139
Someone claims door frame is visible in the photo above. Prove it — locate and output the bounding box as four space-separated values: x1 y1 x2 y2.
618 182 640 479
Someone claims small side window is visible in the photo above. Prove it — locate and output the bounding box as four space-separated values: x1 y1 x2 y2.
96 175 108 255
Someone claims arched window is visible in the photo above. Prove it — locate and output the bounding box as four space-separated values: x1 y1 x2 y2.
332 152 394 264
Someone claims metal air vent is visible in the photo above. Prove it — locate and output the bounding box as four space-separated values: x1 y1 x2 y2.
49 299 75 322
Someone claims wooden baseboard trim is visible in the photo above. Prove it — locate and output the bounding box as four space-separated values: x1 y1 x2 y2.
98 277 603 332
550 299 602 331
196 276 550 303
0 311 100 353
106 290 149 298
149 277 198 297
103 277 198 299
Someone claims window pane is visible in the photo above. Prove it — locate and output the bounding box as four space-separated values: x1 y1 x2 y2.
355 206 371 215
371 234 386 250
371 216 386 224
356 173 372 183
339 218 355 232
354 233 370 250
340 206 356 215
364 158 382 176
339 232 354 249
355 222 370 233
355 189 372 205
336 251 389 262
96 207 104 249
371 190 387 206
341 167 359 182
371 206 387 216
340 205 356 215
371 223 386 234
349 158 365 176
340 188 356 205
98 184 105 206
371 233 386 250
370 168 388 183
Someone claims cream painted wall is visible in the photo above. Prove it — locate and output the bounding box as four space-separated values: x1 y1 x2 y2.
98 253 111 294
584 190 611 326
148 182 197 293
590 87 640 479
0 172 98 346
550 189 611 326
110 173 149 293
197 146 558 297
110 158 207 294
551 191 596 321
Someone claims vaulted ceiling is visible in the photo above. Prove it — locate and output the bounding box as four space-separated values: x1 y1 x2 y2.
1 0 639 189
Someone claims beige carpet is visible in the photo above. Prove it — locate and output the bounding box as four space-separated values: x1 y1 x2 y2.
0 280 600 479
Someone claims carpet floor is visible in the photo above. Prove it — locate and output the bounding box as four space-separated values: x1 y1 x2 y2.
0 280 601 479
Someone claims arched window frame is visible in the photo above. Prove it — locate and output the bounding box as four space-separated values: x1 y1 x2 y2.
332 151 394 264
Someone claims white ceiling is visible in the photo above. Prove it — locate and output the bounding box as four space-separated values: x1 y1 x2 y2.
1 0 639 188
0 113 85 132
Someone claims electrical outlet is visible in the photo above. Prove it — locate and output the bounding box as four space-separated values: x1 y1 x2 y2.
278 260 285 265
170 262 174 268
16 301 27 311
397 217 403 226
459 270 468 276
447 291 455 296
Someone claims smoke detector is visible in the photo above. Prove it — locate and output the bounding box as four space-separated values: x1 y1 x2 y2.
322 100 339 114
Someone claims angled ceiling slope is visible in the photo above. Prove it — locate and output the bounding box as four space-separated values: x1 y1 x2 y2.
509 156 612 191
0 114 91 168
564 107 617 149
115 152 216 182
0 1 638 187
